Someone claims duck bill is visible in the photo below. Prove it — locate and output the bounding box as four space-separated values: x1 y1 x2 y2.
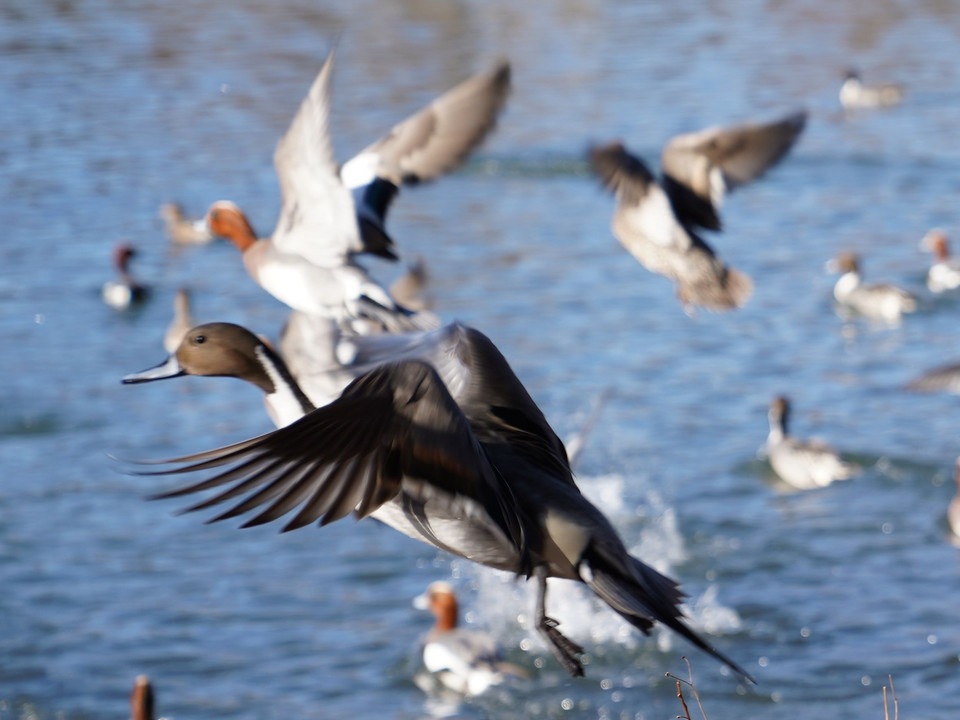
122 355 186 384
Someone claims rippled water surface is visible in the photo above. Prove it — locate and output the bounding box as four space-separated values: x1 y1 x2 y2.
3 1 960 718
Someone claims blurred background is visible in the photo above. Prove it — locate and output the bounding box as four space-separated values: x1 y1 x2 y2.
3 0 960 718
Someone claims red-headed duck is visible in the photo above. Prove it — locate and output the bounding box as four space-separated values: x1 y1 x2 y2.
130 674 154 720
103 242 148 310
766 396 857 490
413 581 527 696
122 321 753 683
920 230 960 293
589 111 806 312
828 252 917 322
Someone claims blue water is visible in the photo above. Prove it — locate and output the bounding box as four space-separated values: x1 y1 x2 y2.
3 1 960 718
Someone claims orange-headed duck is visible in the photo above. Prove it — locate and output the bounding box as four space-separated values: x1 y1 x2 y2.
920 230 960 293
413 581 527 696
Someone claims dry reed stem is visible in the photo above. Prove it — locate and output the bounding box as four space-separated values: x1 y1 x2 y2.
665 657 708 720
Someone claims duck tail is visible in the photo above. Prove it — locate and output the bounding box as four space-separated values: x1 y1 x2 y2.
581 548 755 684
722 266 754 308
676 266 754 312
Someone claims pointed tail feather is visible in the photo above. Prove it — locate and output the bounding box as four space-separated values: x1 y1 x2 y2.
583 552 755 684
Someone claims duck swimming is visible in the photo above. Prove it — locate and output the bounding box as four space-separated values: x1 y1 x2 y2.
765 396 857 490
122 321 752 682
413 581 526 696
102 242 148 310
590 110 806 312
839 70 903 110
920 230 960 293
828 251 917 322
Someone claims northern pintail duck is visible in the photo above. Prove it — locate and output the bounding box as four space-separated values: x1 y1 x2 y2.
163 288 195 354
589 110 806 312
839 70 903 110
413 581 526 696
159 202 213 245
920 230 960 293
765 396 856 490
948 459 960 540
339 61 511 256
828 252 917 321
102 242 148 310
122 321 752 682
130 674 154 720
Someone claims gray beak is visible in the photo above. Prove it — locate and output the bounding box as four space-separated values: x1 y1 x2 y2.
122 355 186 384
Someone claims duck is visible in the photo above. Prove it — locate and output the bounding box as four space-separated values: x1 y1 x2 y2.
906 360 960 394
130 674 154 720
159 202 213 245
589 110 806 312
206 50 508 329
828 252 917 322
765 396 857 490
839 70 903 110
102 242 148 309
164 288 196 354
948 459 960 540
920 230 960 293
389 256 431 312
413 581 527 696
121 321 753 683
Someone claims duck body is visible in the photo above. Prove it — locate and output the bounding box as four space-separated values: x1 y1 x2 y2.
123 322 751 682
160 203 213 245
766 397 856 490
921 231 960 293
829 252 917 321
589 110 806 312
414 581 525 696
103 242 148 310
840 72 903 109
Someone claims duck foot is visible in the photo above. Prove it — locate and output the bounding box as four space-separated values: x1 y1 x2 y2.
533 566 585 677
537 615 585 677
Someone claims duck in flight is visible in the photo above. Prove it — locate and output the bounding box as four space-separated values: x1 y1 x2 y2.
122 321 753 682
590 110 806 312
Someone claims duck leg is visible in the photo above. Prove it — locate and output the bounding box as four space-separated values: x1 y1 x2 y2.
533 566 585 677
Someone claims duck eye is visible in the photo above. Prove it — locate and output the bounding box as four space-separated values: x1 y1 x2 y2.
193 334 206 345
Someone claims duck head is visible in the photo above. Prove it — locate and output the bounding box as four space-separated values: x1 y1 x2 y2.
206 201 258 252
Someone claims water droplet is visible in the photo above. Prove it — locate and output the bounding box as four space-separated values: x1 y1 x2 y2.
600 678 613 690
561 698 574 710
758 656 769 667
861 675 871 686
34 314 44 324
927 634 937 645
882 522 893 534
800 627 811 638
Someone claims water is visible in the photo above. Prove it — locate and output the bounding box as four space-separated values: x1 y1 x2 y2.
3 0 960 717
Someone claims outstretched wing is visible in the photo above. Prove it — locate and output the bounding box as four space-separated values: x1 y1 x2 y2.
272 48 363 266
131 361 527 553
661 110 807 231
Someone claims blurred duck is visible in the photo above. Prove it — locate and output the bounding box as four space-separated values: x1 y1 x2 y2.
766 396 857 490
123 321 752 682
828 252 917 322
413 581 526 696
130 674 154 720
388 256 430 312
589 110 806 312
840 70 903 110
164 288 196 354
102 242 148 310
949 459 960 540
159 202 213 245
920 230 960 293
207 50 508 332
906 359 960 394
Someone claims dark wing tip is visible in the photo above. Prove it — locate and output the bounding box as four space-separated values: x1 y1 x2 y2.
588 141 655 197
